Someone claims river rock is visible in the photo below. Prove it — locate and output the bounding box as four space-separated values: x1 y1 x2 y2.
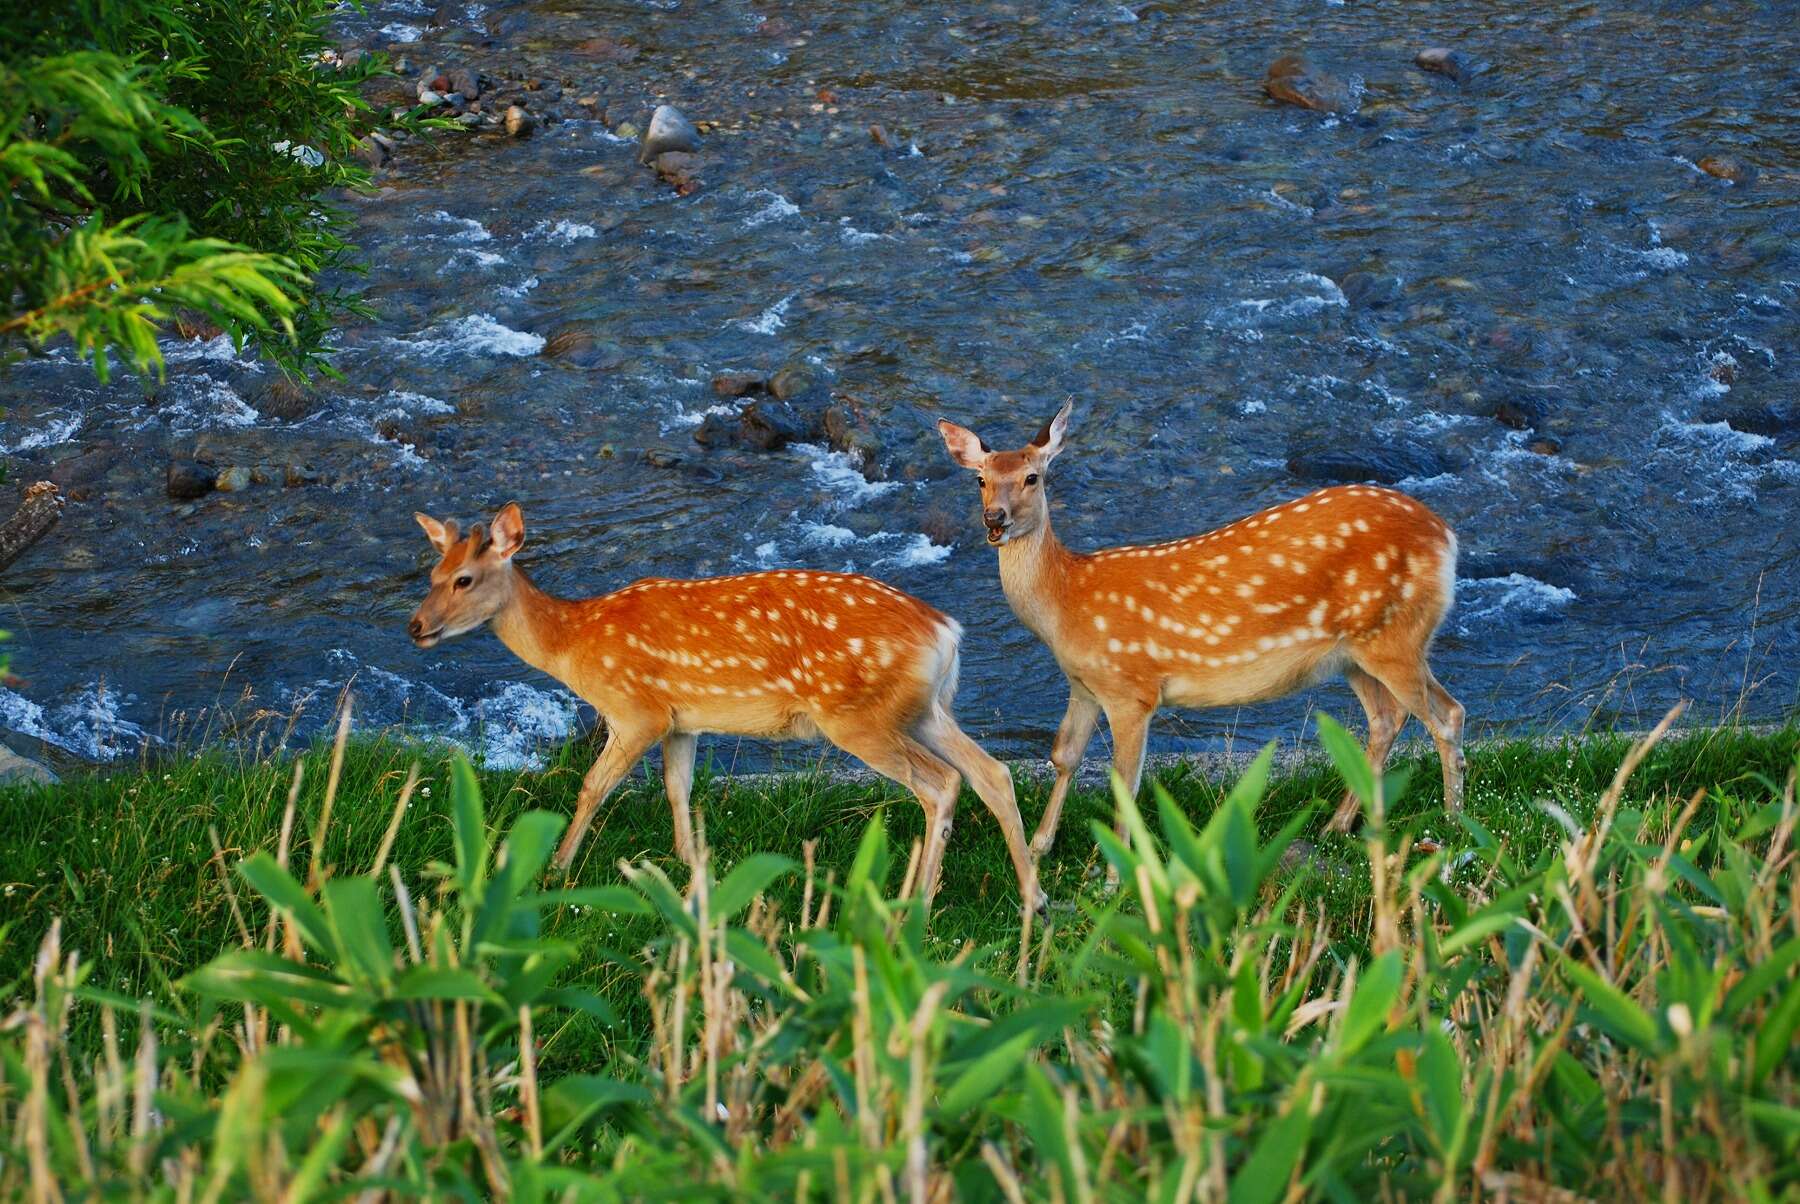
1414 47 1476 83
1696 155 1752 184
0 743 57 786
1338 271 1404 310
1701 400 1800 439
638 104 699 164
504 104 535 138
739 399 814 451
50 445 120 497
711 371 766 398
1286 442 1455 486
447 65 481 99
1265 55 1359 113
256 376 316 421
651 151 702 194
824 401 883 478
166 460 215 500
215 465 253 492
768 363 813 402
1490 397 1545 431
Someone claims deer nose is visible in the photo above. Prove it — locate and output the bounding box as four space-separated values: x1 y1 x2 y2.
983 506 1008 527
408 617 425 639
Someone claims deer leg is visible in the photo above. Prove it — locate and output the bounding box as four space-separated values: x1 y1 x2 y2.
1349 644 1463 819
919 704 1043 912
662 730 698 864
554 720 664 871
1425 670 1467 812
1034 687 1101 859
1098 696 1154 891
824 723 960 905
1328 665 1407 833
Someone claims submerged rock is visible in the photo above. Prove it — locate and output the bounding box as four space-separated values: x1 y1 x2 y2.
504 104 535 138
651 150 703 194
768 363 812 402
638 104 699 163
1696 155 1753 184
739 399 813 451
1265 55 1359 113
1286 442 1456 486
711 371 766 399
1414 46 1480 84
166 460 215 501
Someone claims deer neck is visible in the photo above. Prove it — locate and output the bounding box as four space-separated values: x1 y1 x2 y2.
996 517 1077 643
491 568 576 680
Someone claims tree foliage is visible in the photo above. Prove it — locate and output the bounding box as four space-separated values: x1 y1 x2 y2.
0 0 387 380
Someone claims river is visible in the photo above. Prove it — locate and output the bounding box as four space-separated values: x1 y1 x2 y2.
2 0 1795 771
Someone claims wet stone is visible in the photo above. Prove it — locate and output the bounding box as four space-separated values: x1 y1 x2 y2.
711 371 766 398
1415 47 1478 84
1264 55 1359 113
738 399 815 451
1491 398 1545 431
638 104 699 163
768 363 812 401
1338 271 1404 310
1696 155 1752 184
504 104 535 138
447 66 481 99
1285 442 1456 485
256 377 317 421
215 466 253 493
166 460 215 501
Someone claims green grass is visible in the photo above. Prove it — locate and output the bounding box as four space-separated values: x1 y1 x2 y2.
4 719 1799 1200
4 722 1794 1058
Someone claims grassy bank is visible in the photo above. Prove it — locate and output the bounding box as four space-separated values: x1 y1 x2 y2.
3 717 1798 1198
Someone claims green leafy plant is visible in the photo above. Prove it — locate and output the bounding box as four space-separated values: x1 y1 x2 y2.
3 714 1796 1199
2 1 394 381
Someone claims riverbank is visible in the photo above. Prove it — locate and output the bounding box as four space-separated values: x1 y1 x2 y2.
5 719 1793 1009
3 720 1797 1197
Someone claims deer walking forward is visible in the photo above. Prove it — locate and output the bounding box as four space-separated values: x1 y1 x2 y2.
937 403 1466 853
408 502 1039 908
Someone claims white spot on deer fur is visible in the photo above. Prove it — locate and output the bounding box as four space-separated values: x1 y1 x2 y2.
602 655 616 669
1294 503 1310 513
1344 569 1359 586
1269 553 1286 567
847 637 864 655
1235 583 1254 598
1402 581 1417 599
1354 518 1370 533
1107 638 1123 653
1309 601 1328 625
1093 615 1108 632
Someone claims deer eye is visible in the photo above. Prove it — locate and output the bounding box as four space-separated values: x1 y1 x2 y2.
1025 473 1040 486
976 476 987 488
454 575 474 590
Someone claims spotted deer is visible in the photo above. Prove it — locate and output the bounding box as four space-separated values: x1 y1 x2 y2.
407 502 1038 908
936 402 1466 854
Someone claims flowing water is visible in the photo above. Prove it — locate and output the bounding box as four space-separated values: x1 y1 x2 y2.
3 0 1796 771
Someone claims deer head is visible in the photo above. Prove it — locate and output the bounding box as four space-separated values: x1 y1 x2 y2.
408 502 526 648
936 401 1071 547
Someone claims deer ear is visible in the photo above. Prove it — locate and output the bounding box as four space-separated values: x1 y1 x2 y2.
490 502 525 561
936 419 990 470
1030 400 1072 463
415 512 458 555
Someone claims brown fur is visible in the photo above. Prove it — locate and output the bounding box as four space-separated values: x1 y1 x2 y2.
409 504 1038 906
938 404 1466 858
